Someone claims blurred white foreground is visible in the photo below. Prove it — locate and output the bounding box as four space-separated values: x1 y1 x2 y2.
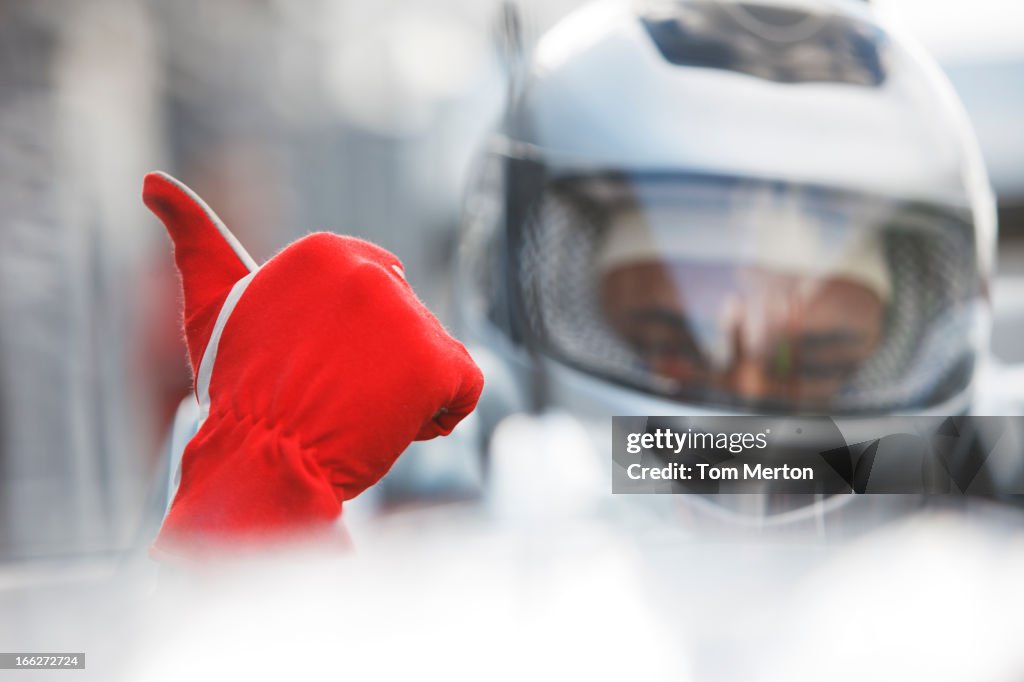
4 415 1020 681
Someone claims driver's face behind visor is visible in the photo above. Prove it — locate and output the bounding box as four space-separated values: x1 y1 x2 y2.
600 261 885 409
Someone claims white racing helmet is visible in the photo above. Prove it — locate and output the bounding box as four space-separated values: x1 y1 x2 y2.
457 0 1001 524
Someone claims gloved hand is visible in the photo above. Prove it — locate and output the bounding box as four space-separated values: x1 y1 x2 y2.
143 171 484 557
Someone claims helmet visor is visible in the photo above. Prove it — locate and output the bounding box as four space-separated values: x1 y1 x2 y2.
514 171 984 414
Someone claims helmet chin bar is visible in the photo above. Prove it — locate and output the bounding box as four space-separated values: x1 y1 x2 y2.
493 347 982 530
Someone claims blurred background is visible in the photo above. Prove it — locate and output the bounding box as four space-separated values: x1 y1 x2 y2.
0 0 1023 678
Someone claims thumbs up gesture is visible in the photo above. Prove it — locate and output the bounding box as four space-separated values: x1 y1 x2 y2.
143 172 483 556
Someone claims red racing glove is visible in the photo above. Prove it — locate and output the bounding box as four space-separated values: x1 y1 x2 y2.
143 171 483 557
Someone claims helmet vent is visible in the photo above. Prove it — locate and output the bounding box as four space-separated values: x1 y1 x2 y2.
640 1 887 86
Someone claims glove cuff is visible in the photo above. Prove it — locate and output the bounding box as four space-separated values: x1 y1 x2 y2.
152 409 344 558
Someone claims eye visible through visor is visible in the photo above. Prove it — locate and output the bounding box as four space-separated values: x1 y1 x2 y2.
515 172 982 414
